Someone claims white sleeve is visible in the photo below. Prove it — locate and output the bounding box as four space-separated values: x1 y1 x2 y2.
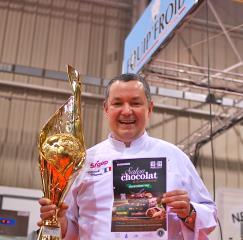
62 173 86 240
63 217 79 240
180 152 217 240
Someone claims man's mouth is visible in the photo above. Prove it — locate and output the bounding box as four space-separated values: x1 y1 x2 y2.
118 119 136 124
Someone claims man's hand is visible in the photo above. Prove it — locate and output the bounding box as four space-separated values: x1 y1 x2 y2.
38 198 69 237
162 190 190 219
162 190 196 230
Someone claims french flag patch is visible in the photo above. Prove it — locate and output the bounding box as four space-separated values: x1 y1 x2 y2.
103 166 112 173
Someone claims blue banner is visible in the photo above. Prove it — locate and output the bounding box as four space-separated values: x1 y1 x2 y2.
122 0 199 74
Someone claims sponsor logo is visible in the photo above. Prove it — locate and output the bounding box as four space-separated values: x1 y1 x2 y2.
87 166 112 176
87 169 102 176
90 160 108 169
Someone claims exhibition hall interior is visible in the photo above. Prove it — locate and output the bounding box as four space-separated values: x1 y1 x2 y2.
0 0 242 239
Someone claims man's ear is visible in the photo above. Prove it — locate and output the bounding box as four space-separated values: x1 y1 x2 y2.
103 101 108 114
148 101 154 116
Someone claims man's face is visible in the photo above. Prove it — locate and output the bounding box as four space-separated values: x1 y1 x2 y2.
104 80 153 146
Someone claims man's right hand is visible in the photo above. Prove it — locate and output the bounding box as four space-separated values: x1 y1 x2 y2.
38 198 69 237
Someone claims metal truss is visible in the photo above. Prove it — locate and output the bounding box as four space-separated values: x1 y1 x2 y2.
144 0 243 162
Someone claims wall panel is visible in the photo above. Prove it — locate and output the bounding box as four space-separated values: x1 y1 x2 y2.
0 0 132 188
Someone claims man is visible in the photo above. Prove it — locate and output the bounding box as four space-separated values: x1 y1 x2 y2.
39 73 217 239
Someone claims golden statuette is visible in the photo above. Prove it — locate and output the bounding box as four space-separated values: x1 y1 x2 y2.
37 65 86 240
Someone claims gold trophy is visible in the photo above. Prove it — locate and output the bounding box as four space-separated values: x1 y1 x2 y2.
37 65 86 240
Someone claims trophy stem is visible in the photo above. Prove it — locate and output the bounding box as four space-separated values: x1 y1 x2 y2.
43 209 59 227
37 209 62 240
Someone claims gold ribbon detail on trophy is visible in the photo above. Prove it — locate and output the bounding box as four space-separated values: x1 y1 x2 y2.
37 65 86 240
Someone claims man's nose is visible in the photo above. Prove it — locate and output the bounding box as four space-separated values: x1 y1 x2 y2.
121 103 132 114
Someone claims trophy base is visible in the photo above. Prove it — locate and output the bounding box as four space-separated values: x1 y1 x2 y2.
38 225 62 240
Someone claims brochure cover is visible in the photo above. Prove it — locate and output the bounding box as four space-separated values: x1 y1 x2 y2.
112 157 167 238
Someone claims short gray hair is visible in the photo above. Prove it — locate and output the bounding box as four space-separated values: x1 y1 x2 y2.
104 73 151 103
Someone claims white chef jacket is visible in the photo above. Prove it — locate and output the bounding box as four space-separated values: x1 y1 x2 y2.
63 132 217 240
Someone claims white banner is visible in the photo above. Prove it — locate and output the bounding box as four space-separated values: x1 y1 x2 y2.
216 188 243 240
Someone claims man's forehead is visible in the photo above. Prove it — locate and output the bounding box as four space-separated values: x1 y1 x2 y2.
110 96 142 100
111 80 143 88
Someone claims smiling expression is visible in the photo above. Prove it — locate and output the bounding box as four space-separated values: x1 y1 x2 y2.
104 80 153 146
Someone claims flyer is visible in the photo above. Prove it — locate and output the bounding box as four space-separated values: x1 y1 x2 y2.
112 157 167 239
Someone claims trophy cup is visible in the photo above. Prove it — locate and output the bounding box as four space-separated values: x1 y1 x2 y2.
37 65 86 240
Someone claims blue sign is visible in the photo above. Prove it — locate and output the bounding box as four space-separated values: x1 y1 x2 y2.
122 0 199 74
0 217 16 225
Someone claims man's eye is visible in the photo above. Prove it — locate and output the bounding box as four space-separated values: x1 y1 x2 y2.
112 102 122 106
131 102 141 106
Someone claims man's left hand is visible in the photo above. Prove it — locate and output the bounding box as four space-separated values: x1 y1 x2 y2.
162 189 190 219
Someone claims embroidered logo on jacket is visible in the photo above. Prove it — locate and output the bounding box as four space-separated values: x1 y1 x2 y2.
87 166 112 176
90 160 108 169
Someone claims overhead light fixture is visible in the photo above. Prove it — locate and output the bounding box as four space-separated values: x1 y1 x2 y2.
205 93 222 105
